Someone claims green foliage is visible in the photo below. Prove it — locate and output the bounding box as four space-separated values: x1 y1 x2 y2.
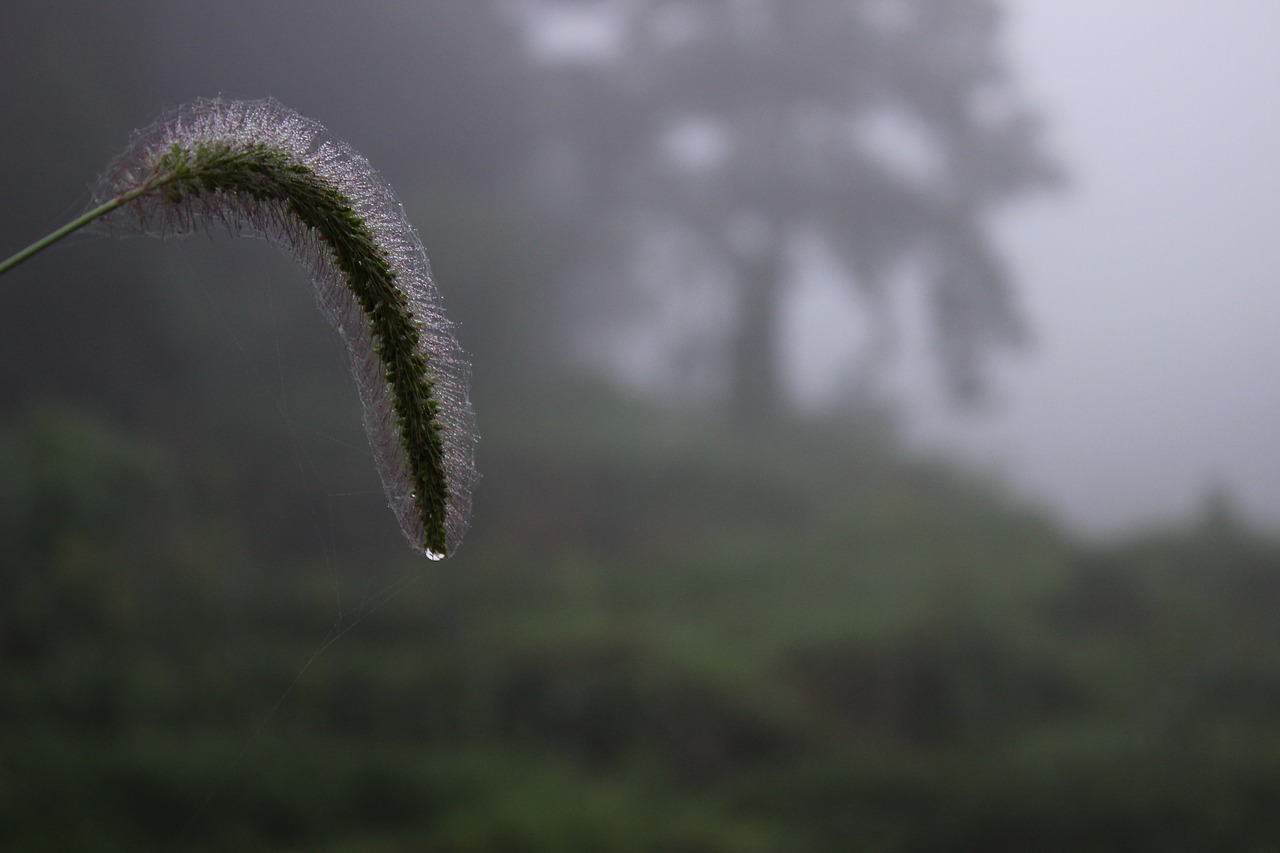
4 394 1280 850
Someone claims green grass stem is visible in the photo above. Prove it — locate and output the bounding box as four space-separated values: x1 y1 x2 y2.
0 187 155 276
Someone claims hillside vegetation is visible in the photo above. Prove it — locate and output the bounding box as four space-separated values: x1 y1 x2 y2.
3 392 1280 851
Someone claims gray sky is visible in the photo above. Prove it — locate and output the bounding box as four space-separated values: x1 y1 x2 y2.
898 1 1280 536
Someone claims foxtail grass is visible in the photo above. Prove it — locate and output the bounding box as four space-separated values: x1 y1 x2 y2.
0 98 475 558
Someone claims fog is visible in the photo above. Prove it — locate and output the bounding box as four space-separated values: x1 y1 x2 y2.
898 1 1280 536
5 3 1274 540
7 3 1280 848
553 0 1280 538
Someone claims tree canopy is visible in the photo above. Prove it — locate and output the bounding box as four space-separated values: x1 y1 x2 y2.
517 0 1062 414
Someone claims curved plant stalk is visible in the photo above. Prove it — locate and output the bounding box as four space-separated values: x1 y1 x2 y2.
0 98 475 558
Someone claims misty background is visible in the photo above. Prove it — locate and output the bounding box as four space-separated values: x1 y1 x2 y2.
912 0 1280 536
3 1 1280 850
2 1 1273 536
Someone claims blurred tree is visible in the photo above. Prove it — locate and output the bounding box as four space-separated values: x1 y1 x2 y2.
514 0 1061 417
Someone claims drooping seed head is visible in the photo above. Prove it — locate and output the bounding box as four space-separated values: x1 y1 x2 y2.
93 97 476 558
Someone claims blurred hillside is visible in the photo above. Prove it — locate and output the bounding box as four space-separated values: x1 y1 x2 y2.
4 391 1280 850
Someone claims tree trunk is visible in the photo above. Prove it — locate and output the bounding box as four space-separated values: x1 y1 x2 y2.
727 244 785 425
